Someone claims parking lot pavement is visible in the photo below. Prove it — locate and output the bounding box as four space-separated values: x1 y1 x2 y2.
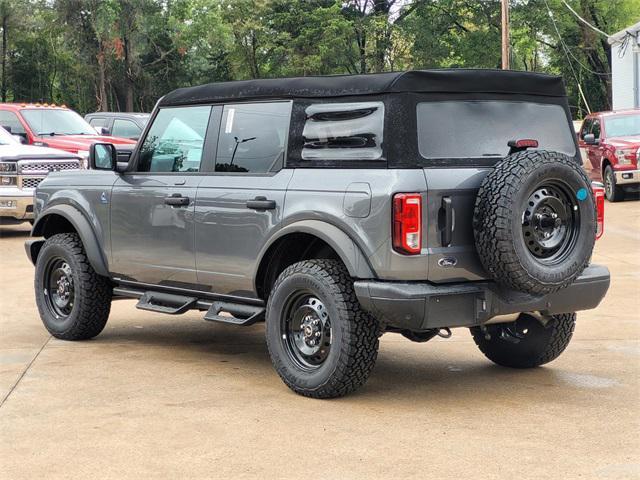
1 202 639 480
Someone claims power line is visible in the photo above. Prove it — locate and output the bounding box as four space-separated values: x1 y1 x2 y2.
560 0 610 37
544 1 611 76
543 0 591 113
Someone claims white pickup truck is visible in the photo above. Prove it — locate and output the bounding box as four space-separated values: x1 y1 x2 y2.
0 127 81 224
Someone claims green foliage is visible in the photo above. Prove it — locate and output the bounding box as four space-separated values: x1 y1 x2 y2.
0 0 637 116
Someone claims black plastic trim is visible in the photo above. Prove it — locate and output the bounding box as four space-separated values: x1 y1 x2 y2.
354 264 610 330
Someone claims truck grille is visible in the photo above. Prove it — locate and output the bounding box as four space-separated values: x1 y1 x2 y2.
15 159 81 191
18 160 80 174
21 177 43 189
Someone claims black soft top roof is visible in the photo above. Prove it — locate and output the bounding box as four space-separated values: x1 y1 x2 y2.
160 69 565 107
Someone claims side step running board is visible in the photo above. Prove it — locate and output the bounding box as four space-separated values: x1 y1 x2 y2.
204 301 265 326
136 291 197 315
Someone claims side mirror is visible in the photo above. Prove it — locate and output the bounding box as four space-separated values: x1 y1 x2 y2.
97 126 111 135
89 143 118 171
13 134 27 144
584 133 598 145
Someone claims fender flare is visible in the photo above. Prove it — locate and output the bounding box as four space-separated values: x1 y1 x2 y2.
31 204 110 277
255 220 375 281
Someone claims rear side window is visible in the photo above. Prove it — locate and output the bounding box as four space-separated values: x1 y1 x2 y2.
0 110 26 135
215 102 291 173
112 119 142 139
138 106 211 172
88 117 108 128
417 101 576 159
302 102 384 161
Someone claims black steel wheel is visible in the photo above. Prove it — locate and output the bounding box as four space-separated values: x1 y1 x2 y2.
281 292 332 369
35 233 112 340
522 182 580 265
43 257 76 320
265 259 379 398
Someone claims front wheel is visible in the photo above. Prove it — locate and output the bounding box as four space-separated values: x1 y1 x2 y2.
470 313 576 368
265 259 379 398
604 165 625 202
35 233 112 340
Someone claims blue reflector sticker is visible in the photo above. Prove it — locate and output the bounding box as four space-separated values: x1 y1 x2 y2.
576 188 588 201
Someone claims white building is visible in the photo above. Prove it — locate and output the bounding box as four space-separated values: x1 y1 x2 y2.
608 21 640 110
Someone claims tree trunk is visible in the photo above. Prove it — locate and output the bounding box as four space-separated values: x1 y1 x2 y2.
1 13 7 102
96 49 108 111
124 34 134 111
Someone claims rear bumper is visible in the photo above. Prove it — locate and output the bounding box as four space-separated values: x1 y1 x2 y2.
0 188 34 220
614 168 640 185
354 264 610 330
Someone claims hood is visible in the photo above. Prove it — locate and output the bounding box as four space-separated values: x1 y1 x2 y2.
0 143 81 161
606 135 640 149
34 134 137 152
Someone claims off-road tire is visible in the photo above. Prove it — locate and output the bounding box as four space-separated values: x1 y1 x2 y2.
473 150 595 295
35 233 112 340
470 313 576 368
265 259 379 398
604 165 625 202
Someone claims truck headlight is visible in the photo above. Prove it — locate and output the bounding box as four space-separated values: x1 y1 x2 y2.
615 148 635 165
0 176 16 186
77 150 89 169
0 162 17 172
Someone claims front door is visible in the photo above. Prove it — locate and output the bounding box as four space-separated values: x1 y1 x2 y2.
195 101 293 297
110 105 215 286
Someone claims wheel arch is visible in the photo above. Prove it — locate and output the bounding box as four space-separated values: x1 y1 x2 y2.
254 220 375 299
31 205 109 277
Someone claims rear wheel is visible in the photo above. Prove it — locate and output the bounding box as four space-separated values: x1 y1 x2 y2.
470 313 576 368
604 165 625 202
265 259 379 398
35 233 112 340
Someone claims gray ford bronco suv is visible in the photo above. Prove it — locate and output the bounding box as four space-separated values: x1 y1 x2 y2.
26 69 610 398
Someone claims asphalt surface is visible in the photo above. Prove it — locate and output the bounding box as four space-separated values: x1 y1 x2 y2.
1 201 639 479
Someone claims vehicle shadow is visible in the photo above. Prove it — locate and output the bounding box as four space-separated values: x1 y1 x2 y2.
0 223 31 238
92 319 562 402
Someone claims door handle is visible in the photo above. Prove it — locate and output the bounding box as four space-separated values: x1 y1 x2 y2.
246 196 276 211
439 196 454 247
164 193 190 207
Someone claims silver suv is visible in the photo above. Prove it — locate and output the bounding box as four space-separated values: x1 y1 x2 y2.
26 70 610 398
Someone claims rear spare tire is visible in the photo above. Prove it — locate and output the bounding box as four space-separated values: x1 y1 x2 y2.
473 150 595 295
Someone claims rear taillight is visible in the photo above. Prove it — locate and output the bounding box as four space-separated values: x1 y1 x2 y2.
393 193 422 255
592 182 605 240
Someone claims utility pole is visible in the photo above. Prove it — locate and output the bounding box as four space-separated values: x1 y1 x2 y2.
501 0 510 69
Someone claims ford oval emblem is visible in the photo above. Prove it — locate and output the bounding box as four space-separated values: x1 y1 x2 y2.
438 257 457 268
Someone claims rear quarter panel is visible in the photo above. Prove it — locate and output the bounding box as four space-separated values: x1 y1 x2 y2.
284 168 429 281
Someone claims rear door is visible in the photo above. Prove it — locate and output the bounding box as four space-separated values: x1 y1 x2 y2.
110 105 214 286
195 101 293 296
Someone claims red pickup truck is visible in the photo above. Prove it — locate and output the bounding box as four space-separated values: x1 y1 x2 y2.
578 109 640 202
0 103 137 167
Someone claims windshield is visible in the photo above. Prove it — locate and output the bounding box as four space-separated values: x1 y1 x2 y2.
0 126 18 145
604 113 640 137
21 109 96 136
417 100 576 159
